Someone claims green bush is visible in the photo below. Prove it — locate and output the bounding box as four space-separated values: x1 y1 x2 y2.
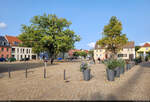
80 62 89 71
8 57 16 62
118 59 125 67
134 56 142 64
103 59 118 70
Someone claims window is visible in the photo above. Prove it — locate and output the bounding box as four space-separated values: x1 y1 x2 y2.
20 55 22 59
20 49 22 53
13 41 19 45
23 49 24 53
7 55 9 58
1 48 4 52
12 48 15 53
123 54 127 57
1 54 4 58
146 48 148 50
27 49 28 54
118 54 123 57
17 48 19 53
7 48 9 52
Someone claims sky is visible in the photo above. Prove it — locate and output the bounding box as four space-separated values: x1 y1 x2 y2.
0 0 150 50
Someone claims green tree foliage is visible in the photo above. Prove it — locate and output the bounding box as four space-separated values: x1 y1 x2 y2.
97 16 128 59
73 51 87 59
19 14 80 64
135 46 141 51
73 51 80 58
80 51 87 59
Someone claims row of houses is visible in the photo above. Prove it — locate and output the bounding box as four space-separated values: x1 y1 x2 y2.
0 35 37 60
94 41 150 61
136 43 150 59
94 41 135 60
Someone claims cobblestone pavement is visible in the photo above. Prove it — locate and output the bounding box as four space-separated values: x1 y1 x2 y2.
0 61 150 100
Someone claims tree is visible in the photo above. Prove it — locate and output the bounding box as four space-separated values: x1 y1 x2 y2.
58 29 80 59
19 14 80 64
73 51 80 58
97 16 128 59
80 51 87 59
135 46 141 52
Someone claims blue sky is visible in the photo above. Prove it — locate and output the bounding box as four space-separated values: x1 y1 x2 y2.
0 0 150 49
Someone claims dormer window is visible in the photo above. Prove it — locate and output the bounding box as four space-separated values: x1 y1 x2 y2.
13 41 19 45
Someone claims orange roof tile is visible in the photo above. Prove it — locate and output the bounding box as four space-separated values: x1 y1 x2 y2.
5 35 22 46
142 43 150 47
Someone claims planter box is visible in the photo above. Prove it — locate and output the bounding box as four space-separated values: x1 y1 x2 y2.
81 68 85 72
83 69 91 81
126 64 130 70
120 66 125 74
114 67 120 77
106 68 115 81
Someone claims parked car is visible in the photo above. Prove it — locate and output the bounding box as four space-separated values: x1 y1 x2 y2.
8 57 16 62
0 58 6 62
20 58 30 61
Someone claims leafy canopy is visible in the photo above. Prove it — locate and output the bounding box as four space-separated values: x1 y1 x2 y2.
19 14 80 62
97 16 128 58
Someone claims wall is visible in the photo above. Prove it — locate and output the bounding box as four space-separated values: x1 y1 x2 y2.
0 47 11 58
11 46 37 60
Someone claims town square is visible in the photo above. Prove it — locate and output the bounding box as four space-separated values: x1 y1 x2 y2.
0 0 150 101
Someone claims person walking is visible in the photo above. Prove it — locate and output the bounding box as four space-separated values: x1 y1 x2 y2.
98 57 101 64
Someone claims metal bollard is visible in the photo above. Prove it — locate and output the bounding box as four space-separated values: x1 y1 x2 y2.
25 67 27 78
8 67 11 78
44 61 47 78
64 69 66 80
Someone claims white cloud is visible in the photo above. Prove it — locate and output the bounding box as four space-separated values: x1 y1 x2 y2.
0 22 7 29
139 42 150 46
88 42 96 48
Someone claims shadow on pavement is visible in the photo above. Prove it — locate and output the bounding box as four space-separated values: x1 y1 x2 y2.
0 61 59 73
139 61 150 68
80 62 150 100
80 92 118 100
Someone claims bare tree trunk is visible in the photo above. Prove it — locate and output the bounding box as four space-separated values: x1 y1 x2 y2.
50 58 54 64
62 52 65 59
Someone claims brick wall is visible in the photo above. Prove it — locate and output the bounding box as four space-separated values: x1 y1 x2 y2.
0 47 11 58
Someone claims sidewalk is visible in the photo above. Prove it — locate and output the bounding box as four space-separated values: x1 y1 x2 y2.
0 62 150 100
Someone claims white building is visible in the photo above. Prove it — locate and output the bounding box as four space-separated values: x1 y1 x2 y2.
11 46 37 60
94 41 135 60
5 35 37 60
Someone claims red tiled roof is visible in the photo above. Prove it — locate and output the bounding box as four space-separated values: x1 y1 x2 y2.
142 43 150 47
95 41 135 49
122 41 135 48
68 49 88 57
5 35 22 46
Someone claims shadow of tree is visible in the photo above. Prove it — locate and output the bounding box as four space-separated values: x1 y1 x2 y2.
80 92 118 100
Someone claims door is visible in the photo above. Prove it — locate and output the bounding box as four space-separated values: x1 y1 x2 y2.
129 54 134 61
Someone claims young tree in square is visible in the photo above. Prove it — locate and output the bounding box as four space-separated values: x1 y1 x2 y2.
97 16 128 59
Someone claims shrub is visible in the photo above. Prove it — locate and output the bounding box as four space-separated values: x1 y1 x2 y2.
145 56 148 62
134 56 142 64
80 62 89 71
118 59 125 67
103 59 118 70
